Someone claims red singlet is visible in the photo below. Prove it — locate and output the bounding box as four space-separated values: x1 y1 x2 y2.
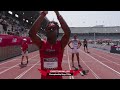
21 42 28 52
39 40 64 79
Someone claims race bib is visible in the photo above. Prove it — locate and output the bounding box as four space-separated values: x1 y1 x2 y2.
43 57 58 69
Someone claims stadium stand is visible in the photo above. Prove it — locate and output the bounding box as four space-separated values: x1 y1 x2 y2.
0 11 49 61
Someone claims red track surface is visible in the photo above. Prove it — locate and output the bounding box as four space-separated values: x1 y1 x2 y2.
0 46 120 79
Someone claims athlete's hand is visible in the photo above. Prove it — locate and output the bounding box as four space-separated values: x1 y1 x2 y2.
40 11 48 15
54 11 60 16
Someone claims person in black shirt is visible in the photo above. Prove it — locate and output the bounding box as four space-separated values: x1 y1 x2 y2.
83 39 89 53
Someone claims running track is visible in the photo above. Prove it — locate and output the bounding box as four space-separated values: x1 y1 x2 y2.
0 46 120 79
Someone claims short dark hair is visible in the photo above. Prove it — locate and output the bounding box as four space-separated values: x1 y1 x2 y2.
74 34 77 36
45 21 59 38
46 21 59 30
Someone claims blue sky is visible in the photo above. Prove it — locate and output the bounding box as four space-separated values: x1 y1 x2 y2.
46 11 120 27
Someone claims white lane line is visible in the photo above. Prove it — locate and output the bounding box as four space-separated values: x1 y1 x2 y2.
0 51 38 66
92 52 120 66
80 58 100 79
0 64 40 69
90 48 120 61
15 61 40 79
80 50 120 77
0 58 21 66
0 54 39 75
66 46 74 79
91 47 120 57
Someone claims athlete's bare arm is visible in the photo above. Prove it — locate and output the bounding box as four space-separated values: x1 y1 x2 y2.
77 40 82 49
86 40 88 45
29 11 48 49
54 11 71 49
68 40 73 49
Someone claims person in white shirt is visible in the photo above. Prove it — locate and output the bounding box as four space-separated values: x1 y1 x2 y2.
68 34 82 68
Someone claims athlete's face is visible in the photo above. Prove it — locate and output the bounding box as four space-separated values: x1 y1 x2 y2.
46 23 58 39
74 35 77 39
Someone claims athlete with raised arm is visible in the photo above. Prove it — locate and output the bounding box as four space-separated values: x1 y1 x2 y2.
29 11 71 79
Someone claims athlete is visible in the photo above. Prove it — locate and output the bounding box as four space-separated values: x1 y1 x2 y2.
83 39 89 53
29 11 71 79
68 34 82 68
68 35 89 76
21 38 29 65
